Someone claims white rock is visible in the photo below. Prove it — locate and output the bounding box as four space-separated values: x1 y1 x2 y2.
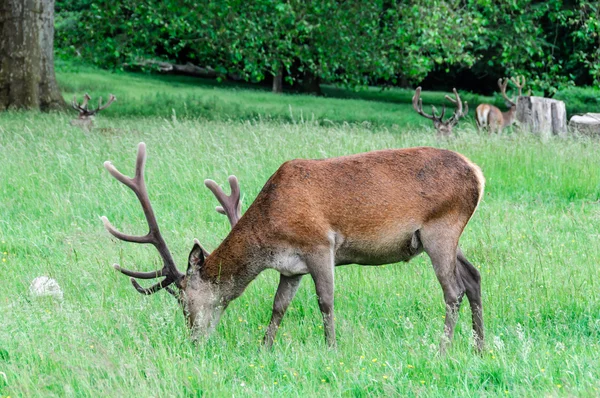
29 276 63 300
569 113 600 136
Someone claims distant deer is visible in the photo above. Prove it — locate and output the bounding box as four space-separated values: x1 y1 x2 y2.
412 87 469 136
70 93 116 130
101 143 485 352
475 77 525 134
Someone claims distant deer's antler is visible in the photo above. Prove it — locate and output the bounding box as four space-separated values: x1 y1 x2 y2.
72 93 116 119
498 78 516 107
101 142 185 295
71 93 91 113
412 87 468 136
444 88 469 126
412 87 444 122
510 76 526 97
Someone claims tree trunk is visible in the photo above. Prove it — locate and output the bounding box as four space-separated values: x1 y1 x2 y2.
0 0 65 111
272 66 283 94
516 96 567 138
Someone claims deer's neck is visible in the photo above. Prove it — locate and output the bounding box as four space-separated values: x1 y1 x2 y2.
201 221 270 301
502 106 517 126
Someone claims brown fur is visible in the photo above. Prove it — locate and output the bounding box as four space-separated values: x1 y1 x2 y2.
475 103 516 134
185 146 485 351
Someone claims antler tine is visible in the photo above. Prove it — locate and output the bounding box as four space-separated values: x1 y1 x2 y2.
101 142 184 294
431 105 446 121
204 175 242 227
510 76 526 97
444 88 468 126
82 93 91 109
412 87 437 121
498 78 516 106
93 94 117 114
71 93 91 112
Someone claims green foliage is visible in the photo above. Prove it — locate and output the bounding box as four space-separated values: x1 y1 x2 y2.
466 0 600 93
55 1 600 92
55 0 477 88
554 86 600 115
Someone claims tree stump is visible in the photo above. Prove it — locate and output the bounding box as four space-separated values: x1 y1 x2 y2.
0 0 65 111
515 96 567 138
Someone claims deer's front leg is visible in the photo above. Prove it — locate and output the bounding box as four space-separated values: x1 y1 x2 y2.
307 251 336 347
263 274 303 348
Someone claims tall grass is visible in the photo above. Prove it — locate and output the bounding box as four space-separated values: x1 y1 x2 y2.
1 105 599 396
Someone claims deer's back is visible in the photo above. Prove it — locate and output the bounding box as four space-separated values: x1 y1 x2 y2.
241 147 484 247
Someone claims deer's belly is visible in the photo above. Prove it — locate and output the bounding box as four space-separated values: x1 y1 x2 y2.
334 232 423 266
269 254 310 276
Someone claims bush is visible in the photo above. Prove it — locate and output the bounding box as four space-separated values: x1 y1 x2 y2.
554 87 600 116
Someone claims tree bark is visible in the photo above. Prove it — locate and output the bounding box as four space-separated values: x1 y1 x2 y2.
516 96 567 138
0 0 65 111
272 66 283 94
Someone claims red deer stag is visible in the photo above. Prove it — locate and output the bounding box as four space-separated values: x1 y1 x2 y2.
101 143 485 351
412 87 469 136
475 76 526 134
71 93 116 130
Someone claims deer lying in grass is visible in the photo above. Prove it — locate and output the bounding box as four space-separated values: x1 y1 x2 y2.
101 143 485 351
475 77 525 134
412 87 469 136
71 93 116 130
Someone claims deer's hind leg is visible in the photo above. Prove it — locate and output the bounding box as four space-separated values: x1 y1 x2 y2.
419 223 466 353
457 248 484 351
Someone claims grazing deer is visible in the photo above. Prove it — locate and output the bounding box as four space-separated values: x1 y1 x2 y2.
70 93 116 130
101 142 485 351
475 76 525 134
412 87 469 136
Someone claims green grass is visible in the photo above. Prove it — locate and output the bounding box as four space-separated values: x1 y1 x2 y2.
1 69 600 397
56 60 500 128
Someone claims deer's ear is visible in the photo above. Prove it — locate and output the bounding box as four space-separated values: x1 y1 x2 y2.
187 240 207 274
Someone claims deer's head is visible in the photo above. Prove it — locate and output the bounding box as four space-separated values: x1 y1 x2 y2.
71 93 116 130
412 87 468 136
101 143 242 340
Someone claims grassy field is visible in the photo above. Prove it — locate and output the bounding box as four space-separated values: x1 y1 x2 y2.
55 60 500 128
1 69 600 397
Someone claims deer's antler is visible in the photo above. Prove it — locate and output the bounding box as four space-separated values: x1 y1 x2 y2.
413 87 468 135
412 87 441 122
101 142 184 295
204 176 242 227
444 88 469 127
71 93 91 113
94 94 117 113
498 78 517 107
510 76 526 97
71 94 116 119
